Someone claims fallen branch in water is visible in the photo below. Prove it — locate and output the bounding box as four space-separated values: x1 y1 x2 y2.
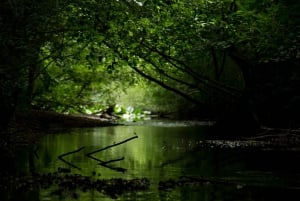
99 162 127 173
101 157 125 165
86 154 126 173
86 135 138 155
86 154 105 163
99 157 126 173
86 135 138 173
58 146 85 170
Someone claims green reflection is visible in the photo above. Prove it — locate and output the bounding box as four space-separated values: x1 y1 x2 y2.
2 122 299 201
37 125 207 179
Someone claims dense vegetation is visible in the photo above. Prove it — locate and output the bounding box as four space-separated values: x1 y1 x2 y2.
1 0 299 135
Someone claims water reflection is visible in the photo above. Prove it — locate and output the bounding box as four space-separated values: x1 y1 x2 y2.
1 121 299 201
37 124 208 179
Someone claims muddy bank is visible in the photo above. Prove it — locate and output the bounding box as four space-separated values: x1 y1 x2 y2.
14 110 119 130
2 110 300 153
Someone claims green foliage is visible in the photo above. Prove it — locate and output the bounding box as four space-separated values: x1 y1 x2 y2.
228 1 299 62
1 0 299 126
116 83 190 114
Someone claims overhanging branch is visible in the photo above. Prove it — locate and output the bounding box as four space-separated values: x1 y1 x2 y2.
141 42 242 98
131 66 202 105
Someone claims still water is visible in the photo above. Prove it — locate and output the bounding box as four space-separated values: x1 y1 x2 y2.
3 120 300 200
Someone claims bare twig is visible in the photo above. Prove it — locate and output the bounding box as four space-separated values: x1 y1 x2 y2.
86 136 138 156
58 158 81 170
86 154 126 173
99 163 127 173
85 135 138 173
86 154 105 163
58 146 85 170
101 157 125 165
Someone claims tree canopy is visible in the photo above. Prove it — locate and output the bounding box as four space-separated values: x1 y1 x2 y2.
1 0 299 131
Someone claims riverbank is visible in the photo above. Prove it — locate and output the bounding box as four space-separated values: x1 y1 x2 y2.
14 110 119 129
1 110 300 152
0 110 120 152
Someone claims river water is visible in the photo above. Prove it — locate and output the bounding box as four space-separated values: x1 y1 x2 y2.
1 120 300 200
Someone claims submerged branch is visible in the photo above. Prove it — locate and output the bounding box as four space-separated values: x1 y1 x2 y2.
58 146 85 158
58 158 81 170
85 135 137 173
58 146 85 170
86 135 138 156
101 157 125 165
86 154 126 173
86 154 105 163
98 163 127 173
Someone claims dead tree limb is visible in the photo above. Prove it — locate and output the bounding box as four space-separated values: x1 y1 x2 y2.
86 136 138 156
58 158 81 170
86 154 126 173
86 154 105 163
98 163 127 173
101 157 125 165
58 146 85 170
85 135 138 173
